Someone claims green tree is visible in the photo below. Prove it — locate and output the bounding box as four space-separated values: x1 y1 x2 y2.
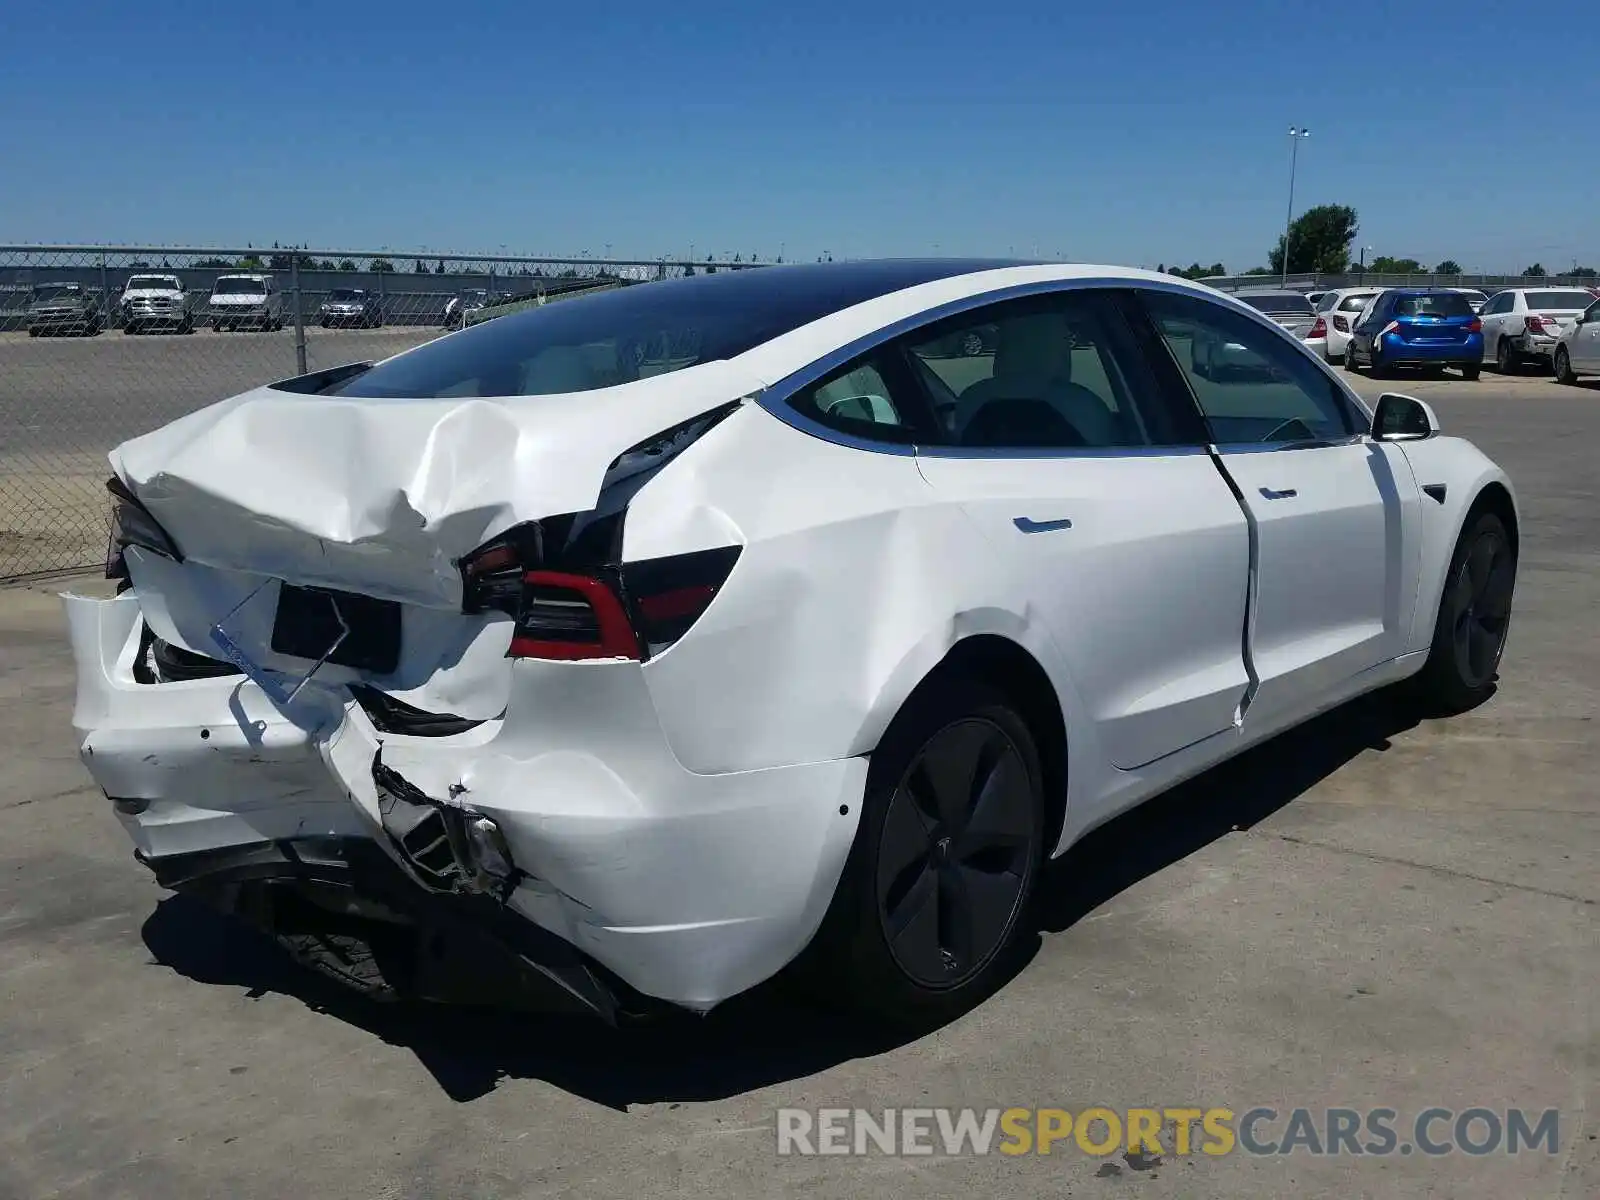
1570 266 1597 279
337 259 358 272
1268 204 1358 274
194 257 231 268
1243 266 1273 276
1434 259 1463 275
413 259 427 274
1369 256 1425 274
370 258 395 273
435 259 445 274
1521 263 1546 278
236 255 265 270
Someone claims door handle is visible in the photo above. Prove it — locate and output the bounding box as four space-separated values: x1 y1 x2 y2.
1013 516 1074 533
1258 486 1298 500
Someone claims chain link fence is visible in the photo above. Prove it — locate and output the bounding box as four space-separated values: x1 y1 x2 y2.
0 245 757 579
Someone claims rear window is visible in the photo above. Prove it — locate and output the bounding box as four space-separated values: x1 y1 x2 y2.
332 260 1022 399
1394 293 1473 317
1237 293 1314 315
1339 292 1379 312
1524 291 1593 310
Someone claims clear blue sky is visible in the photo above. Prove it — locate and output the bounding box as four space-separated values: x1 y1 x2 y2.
2 1 1595 272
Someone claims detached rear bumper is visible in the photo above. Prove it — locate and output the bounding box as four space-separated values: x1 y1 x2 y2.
66 590 866 1013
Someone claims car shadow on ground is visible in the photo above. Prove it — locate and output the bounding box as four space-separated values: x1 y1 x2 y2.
142 688 1428 1110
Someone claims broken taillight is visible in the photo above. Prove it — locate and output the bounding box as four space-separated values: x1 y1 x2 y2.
104 477 182 580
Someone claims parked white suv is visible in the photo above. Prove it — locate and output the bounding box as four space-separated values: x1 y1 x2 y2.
120 274 192 335
1312 287 1385 364
208 274 284 332
1478 287 1595 373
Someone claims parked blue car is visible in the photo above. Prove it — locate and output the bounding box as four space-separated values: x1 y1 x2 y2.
1346 289 1483 380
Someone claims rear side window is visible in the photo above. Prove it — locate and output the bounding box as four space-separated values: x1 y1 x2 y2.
788 355 920 443
1393 293 1473 317
1524 290 1594 310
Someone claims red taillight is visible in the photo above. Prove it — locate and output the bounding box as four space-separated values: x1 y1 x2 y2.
509 570 640 661
1524 315 1549 333
1332 315 1350 333
482 543 742 662
1308 317 1327 338
1467 318 1482 333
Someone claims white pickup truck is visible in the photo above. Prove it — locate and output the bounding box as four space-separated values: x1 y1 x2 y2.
120 274 193 334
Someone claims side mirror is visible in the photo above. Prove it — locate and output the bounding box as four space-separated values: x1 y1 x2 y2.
1372 393 1438 441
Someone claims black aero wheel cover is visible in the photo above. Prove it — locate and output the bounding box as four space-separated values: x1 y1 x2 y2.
875 717 1036 990
1449 526 1513 689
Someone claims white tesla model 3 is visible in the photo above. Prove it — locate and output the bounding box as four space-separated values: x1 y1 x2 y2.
67 260 1518 1023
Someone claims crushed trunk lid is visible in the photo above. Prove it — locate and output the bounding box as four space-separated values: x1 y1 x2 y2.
110 359 765 609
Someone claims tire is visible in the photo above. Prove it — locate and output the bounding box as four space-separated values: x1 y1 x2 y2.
1461 363 1480 381
1409 510 1515 715
1495 336 1518 374
27 328 38 338
799 674 1046 1025
1554 346 1576 385
1368 346 1388 378
1344 346 1360 373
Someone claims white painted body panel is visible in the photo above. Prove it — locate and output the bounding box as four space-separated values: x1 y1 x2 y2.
67 261 1518 1010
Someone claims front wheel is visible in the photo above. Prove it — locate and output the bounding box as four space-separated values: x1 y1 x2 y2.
1409 510 1515 714
1554 346 1577 385
1461 363 1480 381
800 675 1045 1025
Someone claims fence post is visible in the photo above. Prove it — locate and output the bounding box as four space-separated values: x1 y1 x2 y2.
291 253 308 376
377 265 386 324
99 252 111 329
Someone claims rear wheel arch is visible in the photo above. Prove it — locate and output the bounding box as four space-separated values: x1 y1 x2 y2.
885 634 1070 857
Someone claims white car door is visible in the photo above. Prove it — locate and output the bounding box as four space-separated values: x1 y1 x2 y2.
903 288 1253 771
1141 289 1422 727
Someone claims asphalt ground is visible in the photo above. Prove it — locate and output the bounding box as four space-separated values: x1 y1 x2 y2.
0 368 1594 1197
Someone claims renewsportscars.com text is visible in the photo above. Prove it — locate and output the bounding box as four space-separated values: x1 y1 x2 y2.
775 1106 1561 1158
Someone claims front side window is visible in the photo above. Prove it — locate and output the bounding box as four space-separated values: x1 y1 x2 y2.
1144 291 1358 445
900 291 1179 450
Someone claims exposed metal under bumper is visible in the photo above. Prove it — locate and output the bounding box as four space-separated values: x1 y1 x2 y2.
137 836 659 1024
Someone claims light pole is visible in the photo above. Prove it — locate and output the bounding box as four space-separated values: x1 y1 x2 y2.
1282 126 1311 287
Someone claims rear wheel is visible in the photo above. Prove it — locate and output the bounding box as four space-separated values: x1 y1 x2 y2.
1554 346 1577 385
1495 336 1518 374
1368 345 1389 378
802 675 1045 1024
1410 510 1515 714
1461 363 1480 381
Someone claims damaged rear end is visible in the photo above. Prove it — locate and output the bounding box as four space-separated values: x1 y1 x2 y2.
68 338 864 1020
